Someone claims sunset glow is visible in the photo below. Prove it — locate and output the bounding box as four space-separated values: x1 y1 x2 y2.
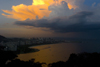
33 0 45 5
68 3 77 9
2 0 77 20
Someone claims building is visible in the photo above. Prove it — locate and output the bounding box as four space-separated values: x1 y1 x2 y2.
4 42 17 51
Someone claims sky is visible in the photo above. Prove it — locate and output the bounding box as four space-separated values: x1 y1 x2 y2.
0 0 100 39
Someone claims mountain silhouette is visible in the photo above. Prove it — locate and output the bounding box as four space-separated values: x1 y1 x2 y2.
0 35 6 42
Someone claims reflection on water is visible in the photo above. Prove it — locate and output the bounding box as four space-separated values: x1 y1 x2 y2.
17 42 100 64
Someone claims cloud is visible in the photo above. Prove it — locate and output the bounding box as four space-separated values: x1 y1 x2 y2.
14 11 100 33
2 3 51 20
2 0 84 20
92 2 96 7
2 0 100 38
48 1 75 18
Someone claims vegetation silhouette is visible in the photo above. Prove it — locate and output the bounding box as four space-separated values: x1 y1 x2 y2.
6 59 44 67
49 52 100 67
0 49 17 66
0 49 45 67
1 47 100 67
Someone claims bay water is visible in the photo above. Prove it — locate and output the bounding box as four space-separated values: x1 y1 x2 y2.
17 41 100 64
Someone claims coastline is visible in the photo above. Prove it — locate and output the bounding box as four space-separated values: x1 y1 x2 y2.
15 45 40 54
29 42 64 48
16 42 63 54
15 40 84 55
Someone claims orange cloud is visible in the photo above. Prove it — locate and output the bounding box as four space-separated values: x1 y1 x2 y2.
2 3 51 20
68 3 77 9
2 0 78 20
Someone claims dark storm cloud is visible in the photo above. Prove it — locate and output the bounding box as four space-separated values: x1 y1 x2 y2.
15 11 100 33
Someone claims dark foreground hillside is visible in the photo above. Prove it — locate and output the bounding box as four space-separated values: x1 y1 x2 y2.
48 52 100 67
0 49 44 67
1 49 100 67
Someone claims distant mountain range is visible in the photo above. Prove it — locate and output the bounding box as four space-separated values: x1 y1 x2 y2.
0 35 6 42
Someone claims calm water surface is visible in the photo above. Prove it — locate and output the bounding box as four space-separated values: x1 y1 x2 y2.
17 42 100 64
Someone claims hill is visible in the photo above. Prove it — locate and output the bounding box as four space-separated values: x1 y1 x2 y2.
0 35 6 42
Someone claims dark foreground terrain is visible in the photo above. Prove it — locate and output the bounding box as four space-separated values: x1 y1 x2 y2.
1 49 100 67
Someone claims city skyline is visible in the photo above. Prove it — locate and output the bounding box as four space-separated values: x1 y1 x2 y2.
0 0 100 39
